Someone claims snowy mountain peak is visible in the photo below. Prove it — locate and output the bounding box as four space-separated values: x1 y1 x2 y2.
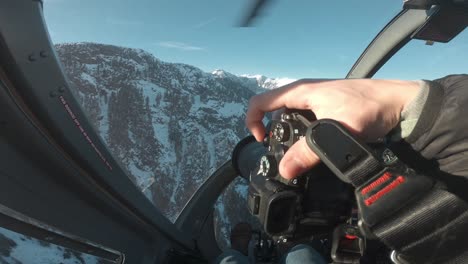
240 74 267 83
240 74 296 90
211 70 296 93
211 69 240 81
212 69 227 77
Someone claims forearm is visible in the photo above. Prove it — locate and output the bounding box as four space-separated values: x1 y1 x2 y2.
390 74 468 176
370 75 468 263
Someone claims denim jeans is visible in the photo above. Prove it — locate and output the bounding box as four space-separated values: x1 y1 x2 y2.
214 244 327 264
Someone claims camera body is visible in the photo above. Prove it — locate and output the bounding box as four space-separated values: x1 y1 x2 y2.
255 112 311 187
247 112 353 237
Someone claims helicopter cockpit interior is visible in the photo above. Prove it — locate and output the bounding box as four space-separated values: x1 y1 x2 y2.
0 0 467 263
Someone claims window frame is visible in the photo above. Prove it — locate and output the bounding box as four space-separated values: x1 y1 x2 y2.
0 0 195 262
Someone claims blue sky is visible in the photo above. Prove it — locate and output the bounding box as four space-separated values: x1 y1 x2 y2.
43 0 467 80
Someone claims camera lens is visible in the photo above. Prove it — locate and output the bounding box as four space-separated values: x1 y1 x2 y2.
232 136 266 180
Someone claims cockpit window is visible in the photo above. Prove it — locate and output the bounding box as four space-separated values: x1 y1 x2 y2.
374 31 468 80
43 1 402 223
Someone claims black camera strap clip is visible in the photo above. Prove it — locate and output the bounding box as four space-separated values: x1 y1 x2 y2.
305 119 434 228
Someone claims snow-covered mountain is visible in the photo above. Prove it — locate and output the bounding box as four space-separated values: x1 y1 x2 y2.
54 42 294 247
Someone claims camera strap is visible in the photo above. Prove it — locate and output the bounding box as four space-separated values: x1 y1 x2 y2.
305 119 468 264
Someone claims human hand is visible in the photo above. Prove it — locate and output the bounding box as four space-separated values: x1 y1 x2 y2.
246 79 421 179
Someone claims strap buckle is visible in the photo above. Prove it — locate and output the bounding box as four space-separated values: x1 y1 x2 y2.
331 224 365 264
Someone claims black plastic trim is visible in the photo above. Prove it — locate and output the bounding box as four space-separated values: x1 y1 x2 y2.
0 204 124 263
176 161 239 260
346 9 431 79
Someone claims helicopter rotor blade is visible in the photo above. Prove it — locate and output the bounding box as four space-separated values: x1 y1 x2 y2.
239 0 273 27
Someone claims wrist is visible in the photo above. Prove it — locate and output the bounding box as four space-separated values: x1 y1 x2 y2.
386 80 422 114
389 81 430 141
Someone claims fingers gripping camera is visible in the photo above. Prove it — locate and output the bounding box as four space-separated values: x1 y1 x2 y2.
248 112 313 236
257 112 312 186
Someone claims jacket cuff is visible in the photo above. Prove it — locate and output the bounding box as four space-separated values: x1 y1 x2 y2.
390 80 444 143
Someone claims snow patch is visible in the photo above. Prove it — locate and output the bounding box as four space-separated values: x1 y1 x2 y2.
234 182 248 197
216 102 245 117
0 227 109 264
80 72 97 86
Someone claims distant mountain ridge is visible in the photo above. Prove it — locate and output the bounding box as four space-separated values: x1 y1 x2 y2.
211 69 295 92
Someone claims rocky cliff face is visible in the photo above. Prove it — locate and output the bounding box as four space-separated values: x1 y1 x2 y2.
55 42 293 246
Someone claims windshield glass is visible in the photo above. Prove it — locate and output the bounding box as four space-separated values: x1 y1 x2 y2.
374 31 468 79
43 0 466 224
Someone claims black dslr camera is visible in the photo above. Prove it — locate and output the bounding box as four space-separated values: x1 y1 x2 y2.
243 112 353 238
233 112 449 263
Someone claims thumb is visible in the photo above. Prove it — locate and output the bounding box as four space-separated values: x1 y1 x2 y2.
279 137 320 179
